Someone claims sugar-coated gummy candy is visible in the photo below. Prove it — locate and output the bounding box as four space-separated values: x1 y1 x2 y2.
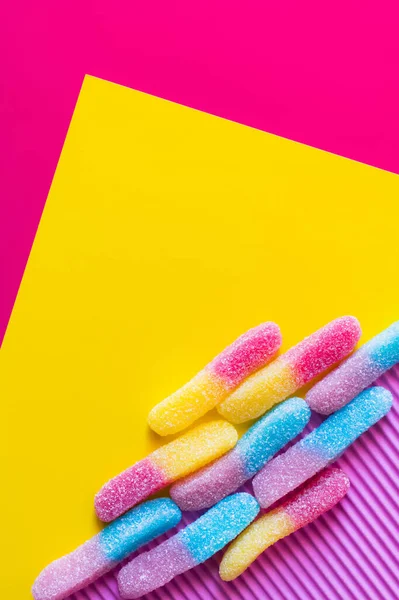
95 420 237 522
220 468 349 580
148 322 281 435
32 499 181 600
253 386 392 509
217 316 361 423
117 493 260 598
306 321 399 414
170 397 310 511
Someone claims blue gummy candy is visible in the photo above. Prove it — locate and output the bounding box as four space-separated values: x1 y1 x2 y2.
100 498 181 561
238 397 311 476
367 321 399 370
180 493 259 564
302 386 392 460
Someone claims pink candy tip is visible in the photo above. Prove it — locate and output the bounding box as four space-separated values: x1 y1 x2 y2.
283 468 350 529
211 322 282 388
95 458 166 522
288 316 361 384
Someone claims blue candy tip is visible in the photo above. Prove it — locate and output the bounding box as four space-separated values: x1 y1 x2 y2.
366 385 393 411
100 497 181 562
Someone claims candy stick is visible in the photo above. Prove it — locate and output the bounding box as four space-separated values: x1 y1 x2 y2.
220 468 349 581
217 316 361 424
253 386 392 509
306 321 399 414
95 420 237 522
148 322 281 435
117 493 260 598
170 397 310 511
32 498 181 600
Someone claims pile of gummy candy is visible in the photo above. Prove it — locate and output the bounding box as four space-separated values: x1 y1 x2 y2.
33 317 399 599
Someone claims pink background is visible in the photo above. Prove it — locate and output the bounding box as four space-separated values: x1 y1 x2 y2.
2 1 399 346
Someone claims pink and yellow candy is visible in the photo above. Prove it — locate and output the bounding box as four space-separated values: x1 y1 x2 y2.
217 316 361 423
219 468 349 581
148 322 281 435
95 420 237 522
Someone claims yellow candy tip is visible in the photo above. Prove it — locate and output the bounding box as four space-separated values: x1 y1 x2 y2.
219 510 293 580
148 371 227 435
151 420 238 480
147 405 169 436
217 359 296 423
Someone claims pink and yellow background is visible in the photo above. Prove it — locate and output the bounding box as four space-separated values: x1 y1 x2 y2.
1 3 399 600
2 0 399 346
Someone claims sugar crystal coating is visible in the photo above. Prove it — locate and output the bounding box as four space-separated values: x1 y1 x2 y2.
252 445 326 509
118 537 195 599
285 316 361 384
170 397 310 511
95 420 237 522
237 398 310 475
95 458 166 523
253 386 392 508
180 493 260 563
170 451 247 512
210 322 282 388
220 468 349 580
118 493 260 598
306 321 399 414
32 499 181 600
148 322 281 435
218 316 361 423
151 420 237 477
284 467 350 527
32 539 108 600
99 499 181 561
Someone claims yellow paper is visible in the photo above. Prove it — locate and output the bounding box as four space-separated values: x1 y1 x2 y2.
1 75 398 597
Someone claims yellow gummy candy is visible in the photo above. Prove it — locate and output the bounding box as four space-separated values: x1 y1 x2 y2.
148 323 282 435
217 359 296 424
148 370 227 436
151 420 238 480
219 509 293 581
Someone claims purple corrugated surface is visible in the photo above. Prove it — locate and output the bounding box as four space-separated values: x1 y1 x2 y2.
69 365 399 600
